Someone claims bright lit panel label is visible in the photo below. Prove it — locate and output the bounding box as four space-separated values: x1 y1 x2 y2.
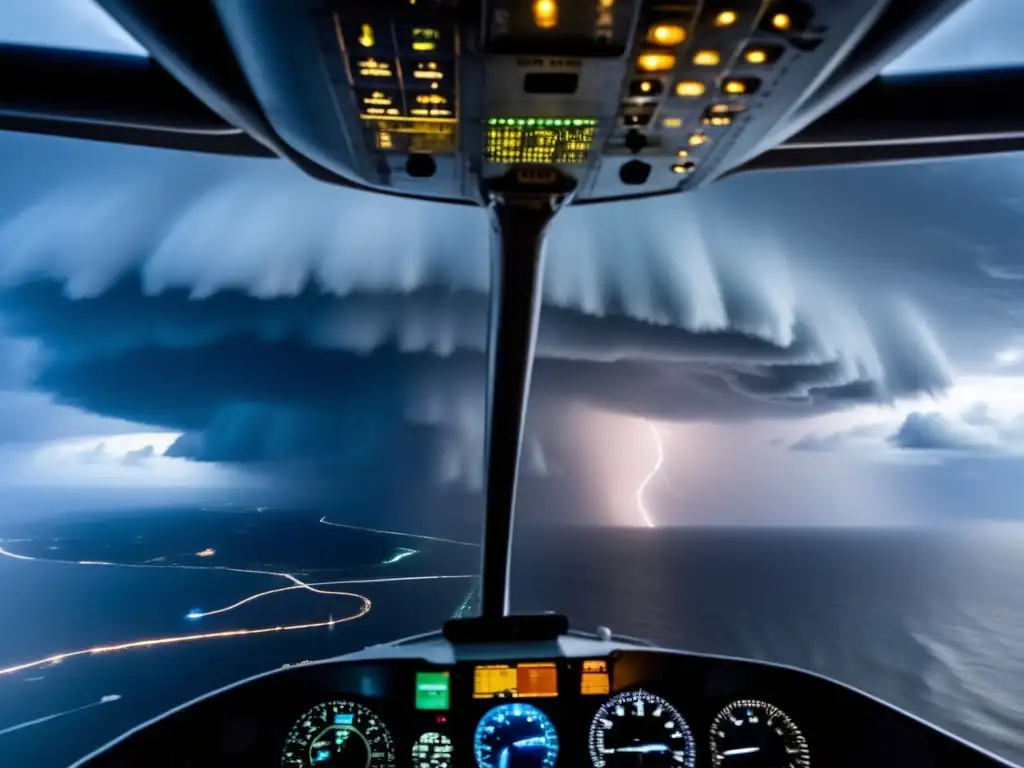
408 59 449 85
367 118 457 154
353 57 396 82
416 670 450 710
473 662 558 698
581 659 610 695
337 15 459 153
410 27 442 52
485 118 598 164
410 91 455 119
357 88 402 117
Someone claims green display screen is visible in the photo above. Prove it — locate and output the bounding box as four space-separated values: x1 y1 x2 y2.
415 671 450 710
485 117 598 164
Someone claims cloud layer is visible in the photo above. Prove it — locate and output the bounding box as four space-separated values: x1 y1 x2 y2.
2 131 1023 496
888 412 1000 451
791 400 1024 457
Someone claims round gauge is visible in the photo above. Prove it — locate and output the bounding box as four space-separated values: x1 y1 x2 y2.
412 732 453 768
709 700 809 768
588 689 695 768
474 702 559 768
281 700 396 768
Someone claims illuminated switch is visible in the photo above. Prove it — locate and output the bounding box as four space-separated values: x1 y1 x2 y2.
721 78 761 96
409 90 455 118
628 79 664 98
742 44 783 65
701 103 744 126
404 59 453 90
622 105 655 128
356 87 403 117
397 24 453 56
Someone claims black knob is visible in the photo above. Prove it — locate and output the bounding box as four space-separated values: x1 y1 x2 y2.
624 128 648 155
619 159 651 186
406 153 437 178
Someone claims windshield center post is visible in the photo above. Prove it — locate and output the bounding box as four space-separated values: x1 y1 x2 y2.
479 166 577 619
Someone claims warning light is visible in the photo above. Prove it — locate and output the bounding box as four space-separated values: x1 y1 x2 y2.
435 714 447 724
637 51 676 72
745 49 768 64
722 78 760 96
772 12 791 30
647 24 686 46
675 80 705 97
629 79 663 97
358 24 375 48
412 28 440 52
693 50 720 67
714 10 738 27
533 0 558 29
663 117 682 128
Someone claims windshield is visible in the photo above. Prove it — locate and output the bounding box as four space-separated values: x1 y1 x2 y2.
1 1 1023 767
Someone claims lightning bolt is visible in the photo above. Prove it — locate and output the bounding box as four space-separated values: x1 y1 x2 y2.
635 421 663 528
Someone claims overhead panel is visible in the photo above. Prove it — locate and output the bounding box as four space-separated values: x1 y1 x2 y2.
334 15 460 155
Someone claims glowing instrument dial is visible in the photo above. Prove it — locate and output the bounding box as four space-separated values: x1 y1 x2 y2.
589 689 695 768
474 702 559 768
281 700 395 768
412 732 453 768
709 700 809 768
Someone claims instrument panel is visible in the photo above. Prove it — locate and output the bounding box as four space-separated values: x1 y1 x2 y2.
75 640 1008 768
272 657 812 768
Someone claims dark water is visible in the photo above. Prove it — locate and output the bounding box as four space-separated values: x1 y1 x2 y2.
0 511 1022 767
0 508 478 767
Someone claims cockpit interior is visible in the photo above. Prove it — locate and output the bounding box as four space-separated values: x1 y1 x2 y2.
3 2 1020 767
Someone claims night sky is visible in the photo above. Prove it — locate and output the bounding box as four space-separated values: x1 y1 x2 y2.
0 1 1022 528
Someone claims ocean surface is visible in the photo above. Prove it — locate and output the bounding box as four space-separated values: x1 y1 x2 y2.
0 508 1021 767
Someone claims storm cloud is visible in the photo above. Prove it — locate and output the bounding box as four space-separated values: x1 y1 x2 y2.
0 128 1022 495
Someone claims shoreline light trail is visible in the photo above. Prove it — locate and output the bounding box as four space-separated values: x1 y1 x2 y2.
634 421 665 528
0 543 475 678
0 695 122 736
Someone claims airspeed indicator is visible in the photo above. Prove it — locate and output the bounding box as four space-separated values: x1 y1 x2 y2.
588 689 695 768
709 700 809 768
